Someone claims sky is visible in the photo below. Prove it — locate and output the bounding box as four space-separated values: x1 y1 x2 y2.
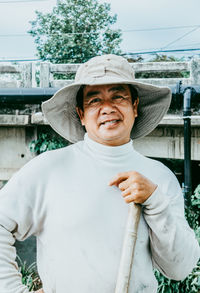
0 0 200 61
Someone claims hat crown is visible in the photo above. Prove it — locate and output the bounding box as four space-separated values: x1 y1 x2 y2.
75 54 135 83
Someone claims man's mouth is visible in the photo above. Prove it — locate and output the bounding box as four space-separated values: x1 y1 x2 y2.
100 119 121 126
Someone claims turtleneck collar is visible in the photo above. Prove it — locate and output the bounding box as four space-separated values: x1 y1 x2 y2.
83 133 134 158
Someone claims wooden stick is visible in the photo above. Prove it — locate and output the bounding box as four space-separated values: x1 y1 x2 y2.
115 202 142 293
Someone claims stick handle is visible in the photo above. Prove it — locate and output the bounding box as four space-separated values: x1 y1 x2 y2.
115 202 142 293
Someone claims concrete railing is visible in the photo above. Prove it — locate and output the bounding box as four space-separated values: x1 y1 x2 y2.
39 57 200 88
0 63 34 88
1 56 200 88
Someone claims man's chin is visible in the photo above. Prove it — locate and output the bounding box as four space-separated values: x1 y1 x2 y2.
98 131 121 141
96 132 130 146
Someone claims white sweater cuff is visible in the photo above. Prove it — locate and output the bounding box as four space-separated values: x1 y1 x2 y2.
142 186 170 214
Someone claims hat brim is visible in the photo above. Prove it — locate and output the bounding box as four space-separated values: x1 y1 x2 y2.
42 78 171 143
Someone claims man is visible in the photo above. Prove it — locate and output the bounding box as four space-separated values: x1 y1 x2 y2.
0 54 199 293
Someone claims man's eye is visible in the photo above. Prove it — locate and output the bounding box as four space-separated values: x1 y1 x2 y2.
112 96 125 101
88 98 101 105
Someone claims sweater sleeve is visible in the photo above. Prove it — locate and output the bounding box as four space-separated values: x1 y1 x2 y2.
0 156 46 293
142 169 200 281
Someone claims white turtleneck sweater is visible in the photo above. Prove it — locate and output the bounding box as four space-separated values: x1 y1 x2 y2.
0 134 199 293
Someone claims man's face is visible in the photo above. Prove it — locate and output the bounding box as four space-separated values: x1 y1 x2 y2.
76 84 139 146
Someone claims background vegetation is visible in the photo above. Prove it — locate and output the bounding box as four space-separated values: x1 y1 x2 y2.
28 0 122 64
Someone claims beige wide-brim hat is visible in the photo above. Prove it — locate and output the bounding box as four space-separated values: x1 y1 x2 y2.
42 54 171 143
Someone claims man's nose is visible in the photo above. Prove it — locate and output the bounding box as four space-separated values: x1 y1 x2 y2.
100 99 116 114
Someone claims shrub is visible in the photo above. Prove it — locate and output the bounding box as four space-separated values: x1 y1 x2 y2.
17 256 42 291
155 184 200 292
29 133 68 154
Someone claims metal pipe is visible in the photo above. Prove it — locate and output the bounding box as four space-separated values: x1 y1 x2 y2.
0 88 58 104
0 85 200 104
183 88 192 204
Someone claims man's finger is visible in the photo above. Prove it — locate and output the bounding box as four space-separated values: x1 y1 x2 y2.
123 194 134 203
108 172 130 186
122 187 132 197
118 179 131 191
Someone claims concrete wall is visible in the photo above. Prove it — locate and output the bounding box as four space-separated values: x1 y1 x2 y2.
0 126 35 180
134 125 200 160
1 114 200 182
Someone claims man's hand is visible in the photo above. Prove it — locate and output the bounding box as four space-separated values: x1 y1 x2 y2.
35 289 44 293
109 171 157 204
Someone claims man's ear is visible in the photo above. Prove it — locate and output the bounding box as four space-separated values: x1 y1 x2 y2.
133 98 139 118
76 107 85 126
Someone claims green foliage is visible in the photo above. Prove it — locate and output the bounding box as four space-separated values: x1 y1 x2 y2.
191 185 200 209
28 0 122 63
155 261 200 293
17 256 42 291
185 185 200 232
127 56 144 63
135 54 189 79
149 54 184 63
29 133 68 154
155 184 200 292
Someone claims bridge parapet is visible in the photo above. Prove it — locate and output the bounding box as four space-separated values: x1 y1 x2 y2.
0 63 33 88
1 57 200 88
40 59 193 87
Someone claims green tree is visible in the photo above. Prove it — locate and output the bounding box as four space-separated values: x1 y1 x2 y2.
28 0 122 63
149 54 184 62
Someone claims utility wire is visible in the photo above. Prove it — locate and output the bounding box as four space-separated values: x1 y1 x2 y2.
161 26 200 49
127 41 200 53
0 58 41 62
0 34 33 37
122 24 200 32
0 0 48 3
122 47 200 56
1 24 200 37
1 47 200 62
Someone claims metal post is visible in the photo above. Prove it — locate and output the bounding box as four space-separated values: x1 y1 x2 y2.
183 88 192 205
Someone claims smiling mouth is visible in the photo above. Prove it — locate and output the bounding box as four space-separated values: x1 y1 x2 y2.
100 119 121 126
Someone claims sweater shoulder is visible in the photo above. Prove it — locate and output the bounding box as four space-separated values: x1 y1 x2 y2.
134 149 174 175
27 141 81 167
132 149 179 187
8 141 83 184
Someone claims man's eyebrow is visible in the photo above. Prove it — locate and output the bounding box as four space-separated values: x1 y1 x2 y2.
85 91 100 98
85 85 127 99
108 85 127 92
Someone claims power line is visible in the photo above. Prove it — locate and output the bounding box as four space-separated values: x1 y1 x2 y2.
1 47 200 62
128 41 200 53
161 26 200 49
172 41 200 47
122 47 200 56
0 0 48 3
0 34 32 37
0 58 41 62
0 32 116 37
122 24 200 32
2 24 200 37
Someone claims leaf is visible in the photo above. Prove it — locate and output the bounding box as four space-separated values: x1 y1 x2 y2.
28 0 122 63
